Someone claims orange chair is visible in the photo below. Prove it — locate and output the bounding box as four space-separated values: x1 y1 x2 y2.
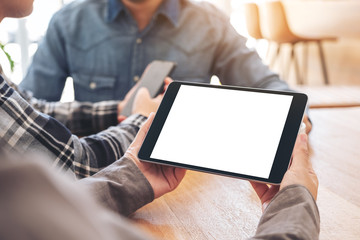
259 1 336 85
244 2 263 40
243 2 276 64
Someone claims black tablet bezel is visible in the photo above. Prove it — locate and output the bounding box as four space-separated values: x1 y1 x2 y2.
138 81 308 184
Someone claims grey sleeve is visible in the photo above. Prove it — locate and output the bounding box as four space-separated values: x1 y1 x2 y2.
0 160 154 240
79 156 155 216
250 185 320 240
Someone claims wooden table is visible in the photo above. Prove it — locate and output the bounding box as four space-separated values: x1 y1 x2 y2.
131 107 360 240
294 86 360 109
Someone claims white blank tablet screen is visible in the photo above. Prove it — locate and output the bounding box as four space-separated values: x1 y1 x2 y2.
150 85 293 179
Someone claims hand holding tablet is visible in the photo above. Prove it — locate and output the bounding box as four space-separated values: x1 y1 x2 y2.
138 82 308 184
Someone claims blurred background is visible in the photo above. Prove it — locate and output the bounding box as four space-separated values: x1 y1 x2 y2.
0 0 359 102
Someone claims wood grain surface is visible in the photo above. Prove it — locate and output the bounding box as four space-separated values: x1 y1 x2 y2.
131 107 360 240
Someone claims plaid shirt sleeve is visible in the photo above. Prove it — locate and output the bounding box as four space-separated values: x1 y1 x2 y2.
29 98 120 136
0 76 146 178
0 71 120 136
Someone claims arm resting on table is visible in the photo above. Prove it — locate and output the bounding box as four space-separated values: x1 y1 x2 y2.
79 156 154 216
251 184 320 240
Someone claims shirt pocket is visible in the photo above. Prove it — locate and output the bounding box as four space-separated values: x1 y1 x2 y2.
72 73 116 102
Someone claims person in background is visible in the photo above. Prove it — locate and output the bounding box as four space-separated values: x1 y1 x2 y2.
19 0 312 133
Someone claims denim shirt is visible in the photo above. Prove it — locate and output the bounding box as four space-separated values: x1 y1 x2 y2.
20 0 289 102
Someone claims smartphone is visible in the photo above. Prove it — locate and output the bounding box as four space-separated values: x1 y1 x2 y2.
120 60 176 117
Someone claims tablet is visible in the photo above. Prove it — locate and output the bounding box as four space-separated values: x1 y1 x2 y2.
138 81 308 184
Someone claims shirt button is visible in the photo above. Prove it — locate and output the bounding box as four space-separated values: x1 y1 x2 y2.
133 75 140 82
89 82 97 89
136 38 142 44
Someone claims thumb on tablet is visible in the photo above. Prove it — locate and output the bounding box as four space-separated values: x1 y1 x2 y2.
280 133 318 200
290 133 311 169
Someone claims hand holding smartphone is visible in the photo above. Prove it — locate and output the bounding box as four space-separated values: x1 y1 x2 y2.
120 60 176 117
